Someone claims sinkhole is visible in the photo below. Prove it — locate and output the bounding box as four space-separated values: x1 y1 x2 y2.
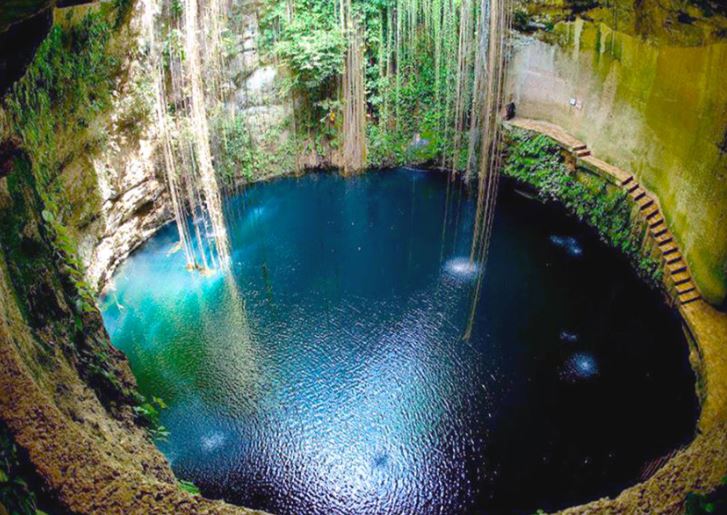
99 168 697 514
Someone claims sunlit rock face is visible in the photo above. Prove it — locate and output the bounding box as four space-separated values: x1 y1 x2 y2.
41 0 294 290
223 0 293 160
523 0 727 44
508 15 727 305
66 0 171 290
231 65 289 146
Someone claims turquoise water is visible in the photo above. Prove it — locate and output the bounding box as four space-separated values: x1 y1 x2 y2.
100 169 697 514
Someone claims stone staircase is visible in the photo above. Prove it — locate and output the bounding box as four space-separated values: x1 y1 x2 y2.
618 174 700 304
508 118 701 305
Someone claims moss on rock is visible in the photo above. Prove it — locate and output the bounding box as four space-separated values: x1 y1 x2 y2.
509 17 727 305
502 127 664 286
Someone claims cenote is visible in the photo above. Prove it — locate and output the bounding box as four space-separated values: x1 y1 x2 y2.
100 169 697 514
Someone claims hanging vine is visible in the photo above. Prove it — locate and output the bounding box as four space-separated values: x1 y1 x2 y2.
340 0 368 174
148 0 232 273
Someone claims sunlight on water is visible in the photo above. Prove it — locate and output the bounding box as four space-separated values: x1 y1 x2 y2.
560 331 579 344
443 257 479 280
562 352 600 381
201 431 227 452
549 235 584 257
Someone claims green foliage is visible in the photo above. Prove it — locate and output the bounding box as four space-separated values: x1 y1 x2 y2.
276 23 345 91
214 114 256 183
116 75 154 138
258 0 458 167
213 114 296 185
4 14 117 185
366 123 409 166
220 27 239 60
365 29 449 167
259 0 348 147
503 128 663 286
178 479 201 496
113 0 135 28
0 424 47 515
0 161 57 327
262 0 345 91
684 477 727 514
134 396 170 441
513 9 530 31
170 0 184 18
162 28 185 66
2 12 119 308
367 124 440 168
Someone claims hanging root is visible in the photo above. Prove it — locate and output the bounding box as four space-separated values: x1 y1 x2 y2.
464 0 512 340
145 0 232 274
340 0 367 175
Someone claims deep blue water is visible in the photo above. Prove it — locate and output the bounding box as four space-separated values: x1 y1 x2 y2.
100 169 697 514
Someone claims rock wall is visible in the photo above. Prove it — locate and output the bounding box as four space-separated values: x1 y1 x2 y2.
37 0 171 292
507 18 727 306
0 1 284 511
59 0 294 292
1 0 725 512
226 0 290 147
74 61 170 290
0 166 254 512
517 0 727 45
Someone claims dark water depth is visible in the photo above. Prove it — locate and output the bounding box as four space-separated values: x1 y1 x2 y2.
100 169 697 514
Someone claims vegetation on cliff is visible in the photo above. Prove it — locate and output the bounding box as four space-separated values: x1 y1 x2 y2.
0 422 49 515
260 0 486 170
0 0 160 438
502 127 663 286
2 10 118 306
0 0 723 512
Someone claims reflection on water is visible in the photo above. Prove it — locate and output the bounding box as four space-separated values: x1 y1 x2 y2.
559 331 579 344
549 235 584 257
562 352 600 381
100 169 697 514
443 257 480 281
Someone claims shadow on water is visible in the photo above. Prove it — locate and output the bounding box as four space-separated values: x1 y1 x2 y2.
100 168 698 514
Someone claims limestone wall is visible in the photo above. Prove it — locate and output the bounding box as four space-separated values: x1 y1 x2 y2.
507 20 727 306
54 0 293 291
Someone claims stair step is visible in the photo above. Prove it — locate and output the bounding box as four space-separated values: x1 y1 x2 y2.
575 149 591 157
675 282 696 295
650 223 668 237
664 252 681 265
655 232 673 245
643 205 660 219
620 175 634 187
679 290 701 305
668 260 687 274
648 215 664 228
659 241 678 254
672 271 691 285
630 187 646 200
639 197 655 210
573 143 587 151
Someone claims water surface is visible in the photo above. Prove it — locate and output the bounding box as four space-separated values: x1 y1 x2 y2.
101 169 697 514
